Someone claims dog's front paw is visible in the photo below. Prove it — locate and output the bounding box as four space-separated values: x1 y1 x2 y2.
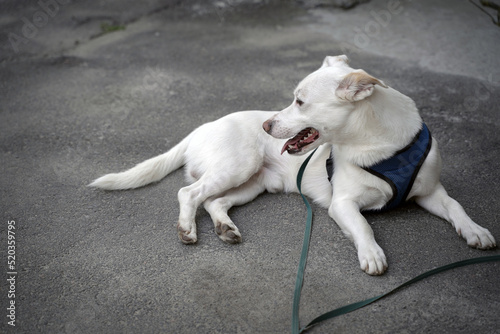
358 243 388 275
177 224 197 244
458 224 496 250
215 221 242 244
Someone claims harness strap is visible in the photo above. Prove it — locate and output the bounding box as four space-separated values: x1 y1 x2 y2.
363 123 432 211
325 123 432 211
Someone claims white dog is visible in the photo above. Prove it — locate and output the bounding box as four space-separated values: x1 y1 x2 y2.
90 55 496 275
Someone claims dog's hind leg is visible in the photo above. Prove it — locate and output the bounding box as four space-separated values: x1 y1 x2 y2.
204 176 267 244
177 173 236 244
177 163 263 244
415 183 496 249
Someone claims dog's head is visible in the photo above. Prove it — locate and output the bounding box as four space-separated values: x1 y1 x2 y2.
263 55 387 155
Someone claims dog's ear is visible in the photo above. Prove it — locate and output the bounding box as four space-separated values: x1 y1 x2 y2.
335 70 388 102
321 55 349 68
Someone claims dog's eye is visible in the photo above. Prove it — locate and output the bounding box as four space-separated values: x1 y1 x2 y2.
296 98 304 106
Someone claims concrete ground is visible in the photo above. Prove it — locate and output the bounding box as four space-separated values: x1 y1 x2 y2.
1 0 500 333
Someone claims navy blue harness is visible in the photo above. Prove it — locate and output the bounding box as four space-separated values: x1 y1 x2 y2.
326 123 432 211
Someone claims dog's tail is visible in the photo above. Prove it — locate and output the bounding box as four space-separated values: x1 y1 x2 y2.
88 133 192 190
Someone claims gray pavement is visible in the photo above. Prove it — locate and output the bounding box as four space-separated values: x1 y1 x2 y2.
1 0 500 333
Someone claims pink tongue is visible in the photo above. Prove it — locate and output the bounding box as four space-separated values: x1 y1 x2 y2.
281 141 297 155
281 129 315 155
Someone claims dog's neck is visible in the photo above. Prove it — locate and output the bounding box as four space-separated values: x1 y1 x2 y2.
333 86 423 167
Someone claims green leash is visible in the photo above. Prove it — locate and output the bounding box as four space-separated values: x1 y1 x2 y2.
292 149 500 334
292 148 318 334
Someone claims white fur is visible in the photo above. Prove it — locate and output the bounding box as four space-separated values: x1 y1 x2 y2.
90 55 496 275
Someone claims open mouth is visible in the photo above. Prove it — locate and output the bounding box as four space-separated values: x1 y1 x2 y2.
281 127 320 155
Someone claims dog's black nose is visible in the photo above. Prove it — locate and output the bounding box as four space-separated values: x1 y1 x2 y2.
262 119 273 133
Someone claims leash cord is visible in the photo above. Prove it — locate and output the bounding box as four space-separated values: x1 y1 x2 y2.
292 148 317 334
292 149 500 333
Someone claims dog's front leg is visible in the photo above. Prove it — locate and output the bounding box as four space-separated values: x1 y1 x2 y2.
329 200 388 275
416 183 496 249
